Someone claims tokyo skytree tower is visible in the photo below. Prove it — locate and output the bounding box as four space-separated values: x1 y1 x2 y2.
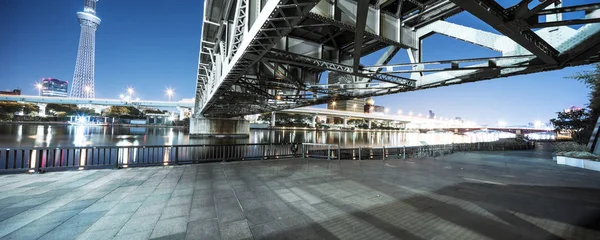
70 0 101 99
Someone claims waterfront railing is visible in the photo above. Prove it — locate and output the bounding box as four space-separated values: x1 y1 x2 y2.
0 141 534 174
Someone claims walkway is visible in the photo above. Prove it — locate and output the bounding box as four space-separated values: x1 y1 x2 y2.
0 146 599 239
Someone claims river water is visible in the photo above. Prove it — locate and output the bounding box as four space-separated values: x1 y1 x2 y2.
0 124 552 149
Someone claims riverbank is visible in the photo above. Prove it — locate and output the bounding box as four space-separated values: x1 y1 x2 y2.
0 121 185 128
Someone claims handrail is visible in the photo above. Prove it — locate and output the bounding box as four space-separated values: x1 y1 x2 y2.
0 141 535 174
0 142 302 151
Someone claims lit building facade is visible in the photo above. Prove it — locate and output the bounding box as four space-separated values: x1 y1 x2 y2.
41 78 69 97
327 99 364 113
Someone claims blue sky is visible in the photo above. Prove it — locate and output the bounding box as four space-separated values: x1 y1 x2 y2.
0 0 591 125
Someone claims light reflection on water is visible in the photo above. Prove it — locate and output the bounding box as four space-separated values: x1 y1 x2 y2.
0 124 553 148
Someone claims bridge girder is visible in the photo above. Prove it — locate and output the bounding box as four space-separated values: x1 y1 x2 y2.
196 0 600 118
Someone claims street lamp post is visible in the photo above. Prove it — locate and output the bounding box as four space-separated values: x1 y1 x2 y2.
166 88 174 102
127 88 134 101
35 83 43 96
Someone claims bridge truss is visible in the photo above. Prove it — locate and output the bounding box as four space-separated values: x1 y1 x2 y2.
196 0 600 118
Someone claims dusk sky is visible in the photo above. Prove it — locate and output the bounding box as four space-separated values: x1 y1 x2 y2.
0 0 591 126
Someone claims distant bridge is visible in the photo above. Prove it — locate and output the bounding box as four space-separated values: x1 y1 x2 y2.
280 107 465 128
278 107 551 133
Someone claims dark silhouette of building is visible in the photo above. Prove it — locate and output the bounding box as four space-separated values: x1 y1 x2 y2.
0 89 21 96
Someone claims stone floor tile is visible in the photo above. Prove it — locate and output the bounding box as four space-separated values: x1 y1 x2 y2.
150 216 188 239
185 219 220 240
75 227 120 240
117 214 160 236
220 219 253 240
38 225 89 240
188 206 216 222
86 213 132 232
105 201 143 216
160 204 191 220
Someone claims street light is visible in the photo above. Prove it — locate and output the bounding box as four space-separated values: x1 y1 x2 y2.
35 83 43 96
498 120 507 128
165 88 174 102
84 86 91 97
534 120 543 129
127 87 134 98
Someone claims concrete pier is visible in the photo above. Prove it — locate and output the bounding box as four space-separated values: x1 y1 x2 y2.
189 117 249 137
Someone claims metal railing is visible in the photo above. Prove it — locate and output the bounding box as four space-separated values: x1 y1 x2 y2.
302 141 535 161
301 143 340 160
0 143 300 174
0 141 535 174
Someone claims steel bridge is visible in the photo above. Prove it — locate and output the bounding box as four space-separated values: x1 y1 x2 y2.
196 0 600 119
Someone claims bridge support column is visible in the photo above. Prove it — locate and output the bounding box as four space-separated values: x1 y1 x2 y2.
515 129 523 137
311 115 317 128
177 107 190 120
189 116 249 137
36 103 47 117
343 117 348 128
368 119 372 129
271 112 276 128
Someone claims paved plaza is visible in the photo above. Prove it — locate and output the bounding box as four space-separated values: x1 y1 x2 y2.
0 145 599 240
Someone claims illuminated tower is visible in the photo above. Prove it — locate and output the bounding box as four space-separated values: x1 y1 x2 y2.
70 0 101 99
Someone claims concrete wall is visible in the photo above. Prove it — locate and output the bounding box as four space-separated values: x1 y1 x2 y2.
189 117 250 137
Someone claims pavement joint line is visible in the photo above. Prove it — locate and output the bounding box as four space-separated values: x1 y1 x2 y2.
221 168 245 212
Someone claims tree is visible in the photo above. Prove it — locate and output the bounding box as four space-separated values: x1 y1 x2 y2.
553 64 600 144
0 101 25 115
47 104 78 116
568 64 600 122
0 102 38 116
550 109 591 144
105 106 142 117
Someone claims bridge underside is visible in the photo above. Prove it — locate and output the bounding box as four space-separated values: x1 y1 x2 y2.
196 0 600 118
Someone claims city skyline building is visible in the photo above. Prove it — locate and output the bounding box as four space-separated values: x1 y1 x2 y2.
70 0 100 99
41 78 68 97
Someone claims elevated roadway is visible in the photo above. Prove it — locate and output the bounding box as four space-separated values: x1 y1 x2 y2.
0 95 194 109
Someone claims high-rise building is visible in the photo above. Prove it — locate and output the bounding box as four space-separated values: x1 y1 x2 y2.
41 78 69 97
70 0 101 99
327 99 364 113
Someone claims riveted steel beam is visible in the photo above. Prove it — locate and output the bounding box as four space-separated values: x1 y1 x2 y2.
450 0 559 64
